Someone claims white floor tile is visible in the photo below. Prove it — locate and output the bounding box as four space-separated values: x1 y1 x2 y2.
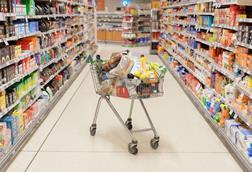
6 152 36 172
40 72 227 153
23 66 90 151
26 152 242 172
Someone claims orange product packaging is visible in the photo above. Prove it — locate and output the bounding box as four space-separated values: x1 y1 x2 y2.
247 55 252 70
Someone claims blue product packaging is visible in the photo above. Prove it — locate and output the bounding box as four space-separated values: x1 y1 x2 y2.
1 115 19 145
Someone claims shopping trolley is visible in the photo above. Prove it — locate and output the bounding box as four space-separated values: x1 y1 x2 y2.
89 55 165 155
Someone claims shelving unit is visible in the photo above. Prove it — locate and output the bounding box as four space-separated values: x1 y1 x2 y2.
158 54 252 172
150 0 160 54
137 8 151 46
96 11 123 43
0 0 96 169
122 6 138 47
159 0 252 171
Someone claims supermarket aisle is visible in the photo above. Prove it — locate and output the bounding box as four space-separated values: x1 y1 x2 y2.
7 44 242 172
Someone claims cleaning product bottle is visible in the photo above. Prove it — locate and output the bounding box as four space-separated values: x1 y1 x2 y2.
126 73 140 98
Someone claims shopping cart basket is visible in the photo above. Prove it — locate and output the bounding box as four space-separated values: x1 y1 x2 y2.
89 55 165 155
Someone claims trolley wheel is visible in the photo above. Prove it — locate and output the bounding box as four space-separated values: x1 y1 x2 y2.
128 142 138 155
125 118 133 130
150 137 159 150
89 124 97 136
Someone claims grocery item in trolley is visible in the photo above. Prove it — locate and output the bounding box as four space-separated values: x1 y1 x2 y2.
90 51 167 99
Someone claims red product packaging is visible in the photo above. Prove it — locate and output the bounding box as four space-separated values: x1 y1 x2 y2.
229 5 239 26
116 86 129 98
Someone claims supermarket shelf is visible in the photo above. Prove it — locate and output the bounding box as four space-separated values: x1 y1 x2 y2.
166 48 208 86
65 39 86 53
212 62 236 80
0 31 41 44
196 25 214 32
196 38 214 46
0 56 91 171
57 0 85 6
158 54 252 172
0 84 39 118
8 13 86 20
171 37 194 50
163 1 216 9
0 67 38 91
40 27 67 35
38 32 78 54
236 41 252 50
194 49 214 62
214 42 236 53
21 94 41 114
213 24 238 31
239 18 252 23
0 12 91 21
214 0 252 6
235 83 252 99
0 51 38 70
181 31 196 38
41 49 85 88
41 64 69 88
167 13 188 17
213 89 252 128
40 54 67 71
170 21 188 27
186 12 214 16
173 30 192 38
166 1 197 9
237 65 252 75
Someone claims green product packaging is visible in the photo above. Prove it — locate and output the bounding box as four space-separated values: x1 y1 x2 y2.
25 0 36 16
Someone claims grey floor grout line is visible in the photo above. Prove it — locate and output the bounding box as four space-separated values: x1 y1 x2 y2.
24 69 91 172
34 150 229 154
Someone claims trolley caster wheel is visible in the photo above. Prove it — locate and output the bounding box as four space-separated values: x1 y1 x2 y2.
90 124 97 136
125 118 133 130
128 142 138 155
150 137 159 150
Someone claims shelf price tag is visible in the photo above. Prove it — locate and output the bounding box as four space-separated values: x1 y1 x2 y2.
3 39 9 45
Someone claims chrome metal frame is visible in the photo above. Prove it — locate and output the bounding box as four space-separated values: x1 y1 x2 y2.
91 95 159 144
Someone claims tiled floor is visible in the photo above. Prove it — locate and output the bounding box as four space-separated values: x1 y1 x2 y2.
6 44 242 172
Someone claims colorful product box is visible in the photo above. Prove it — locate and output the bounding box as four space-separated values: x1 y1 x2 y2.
1 115 19 145
0 122 11 150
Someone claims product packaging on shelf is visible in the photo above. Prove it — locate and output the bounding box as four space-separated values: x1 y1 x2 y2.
1 115 19 145
0 122 11 150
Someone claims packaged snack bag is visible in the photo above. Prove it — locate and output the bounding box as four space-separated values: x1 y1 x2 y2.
102 50 129 72
109 55 134 77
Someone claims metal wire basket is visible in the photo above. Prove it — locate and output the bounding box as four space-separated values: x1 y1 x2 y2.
90 63 164 99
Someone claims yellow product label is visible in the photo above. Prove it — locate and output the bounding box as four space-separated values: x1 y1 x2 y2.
0 91 6 112
134 71 142 78
248 77 252 88
139 73 146 81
